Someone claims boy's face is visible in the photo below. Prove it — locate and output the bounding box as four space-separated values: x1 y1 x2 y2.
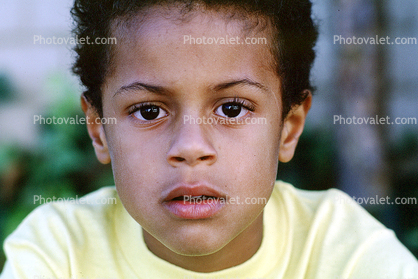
83 6 310 270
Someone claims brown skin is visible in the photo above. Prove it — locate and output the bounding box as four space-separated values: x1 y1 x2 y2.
82 6 311 273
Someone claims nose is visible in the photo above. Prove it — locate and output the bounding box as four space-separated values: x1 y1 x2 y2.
167 121 217 167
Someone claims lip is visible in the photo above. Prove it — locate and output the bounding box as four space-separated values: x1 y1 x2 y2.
162 184 226 219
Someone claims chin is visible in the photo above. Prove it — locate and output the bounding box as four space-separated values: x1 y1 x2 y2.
162 230 230 256
167 241 225 257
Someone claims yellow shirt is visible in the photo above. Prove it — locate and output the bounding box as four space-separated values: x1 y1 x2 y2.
1 181 418 278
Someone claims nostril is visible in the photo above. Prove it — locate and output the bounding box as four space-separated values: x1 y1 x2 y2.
174 157 186 162
199 156 211 161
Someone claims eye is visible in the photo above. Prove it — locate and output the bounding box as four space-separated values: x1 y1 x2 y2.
215 99 254 118
131 104 167 121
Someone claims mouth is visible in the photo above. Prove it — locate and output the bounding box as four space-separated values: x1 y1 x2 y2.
171 195 221 202
162 185 226 219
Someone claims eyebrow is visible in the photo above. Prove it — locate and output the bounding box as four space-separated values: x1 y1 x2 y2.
212 78 268 93
113 78 268 98
113 82 167 97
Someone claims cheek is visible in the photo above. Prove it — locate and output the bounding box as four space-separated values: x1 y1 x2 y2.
108 125 163 173
106 128 166 211
218 124 280 195
241 123 281 168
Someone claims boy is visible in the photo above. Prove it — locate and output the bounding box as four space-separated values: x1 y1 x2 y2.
1 0 418 278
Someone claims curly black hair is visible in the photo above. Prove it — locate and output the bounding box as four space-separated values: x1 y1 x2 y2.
71 0 318 120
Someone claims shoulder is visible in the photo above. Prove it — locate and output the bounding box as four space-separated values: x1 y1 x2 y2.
7 186 120 246
1 187 120 277
269 181 418 278
12 186 119 234
273 180 386 230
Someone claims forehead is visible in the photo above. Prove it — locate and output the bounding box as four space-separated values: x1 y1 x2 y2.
111 4 272 44
106 5 279 94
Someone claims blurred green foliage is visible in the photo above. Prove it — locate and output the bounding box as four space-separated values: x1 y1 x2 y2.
0 74 114 271
389 132 418 257
0 73 15 101
277 126 338 191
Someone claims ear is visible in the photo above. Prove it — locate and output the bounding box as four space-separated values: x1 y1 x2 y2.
279 91 312 163
81 95 111 164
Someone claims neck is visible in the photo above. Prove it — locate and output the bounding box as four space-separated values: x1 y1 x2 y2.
142 213 264 273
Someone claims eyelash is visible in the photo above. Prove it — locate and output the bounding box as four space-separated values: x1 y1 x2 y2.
127 102 160 115
224 97 255 112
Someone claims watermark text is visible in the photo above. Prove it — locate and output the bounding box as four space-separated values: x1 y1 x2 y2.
333 115 417 125
184 115 267 125
33 115 117 125
33 195 117 206
182 195 267 205
335 195 417 206
184 35 267 45
33 35 117 45
334 35 417 45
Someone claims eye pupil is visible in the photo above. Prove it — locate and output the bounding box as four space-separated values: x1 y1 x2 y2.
140 105 160 120
222 103 242 118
